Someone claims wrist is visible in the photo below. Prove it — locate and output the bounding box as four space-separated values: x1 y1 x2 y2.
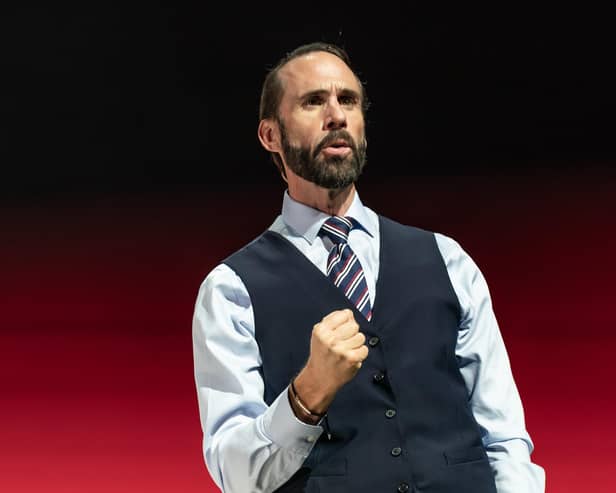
292 368 337 415
288 378 325 425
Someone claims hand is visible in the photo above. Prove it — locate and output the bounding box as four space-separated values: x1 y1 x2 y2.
292 309 368 415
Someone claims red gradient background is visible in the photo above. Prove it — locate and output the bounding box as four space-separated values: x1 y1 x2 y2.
2 167 614 492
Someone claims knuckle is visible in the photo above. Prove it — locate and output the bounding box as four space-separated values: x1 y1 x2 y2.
314 322 328 337
333 345 346 360
319 329 333 344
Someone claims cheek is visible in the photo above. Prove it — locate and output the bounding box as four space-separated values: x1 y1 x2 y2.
348 117 365 137
286 118 319 147
351 127 366 147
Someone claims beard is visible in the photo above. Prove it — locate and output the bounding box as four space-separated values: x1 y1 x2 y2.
278 119 367 189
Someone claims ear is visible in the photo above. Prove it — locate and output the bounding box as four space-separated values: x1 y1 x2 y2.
257 118 281 153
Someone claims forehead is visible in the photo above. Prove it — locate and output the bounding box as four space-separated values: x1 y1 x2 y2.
278 51 361 100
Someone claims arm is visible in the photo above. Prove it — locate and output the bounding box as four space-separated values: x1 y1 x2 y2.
435 233 546 493
192 264 323 493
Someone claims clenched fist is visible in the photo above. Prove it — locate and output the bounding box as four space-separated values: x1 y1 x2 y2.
292 309 369 417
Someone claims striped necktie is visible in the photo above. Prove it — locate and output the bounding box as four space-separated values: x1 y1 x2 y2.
318 216 372 321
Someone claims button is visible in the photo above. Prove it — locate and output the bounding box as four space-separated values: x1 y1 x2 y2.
391 447 402 457
385 409 396 418
306 436 316 443
368 336 380 347
397 482 410 492
373 371 385 383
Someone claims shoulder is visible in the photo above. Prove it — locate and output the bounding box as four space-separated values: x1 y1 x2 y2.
377 213 482 280
434 232 467 262
375 214 439 249
432 232 490 309
197 263 248 305
377 213 433 235
433 231 482 276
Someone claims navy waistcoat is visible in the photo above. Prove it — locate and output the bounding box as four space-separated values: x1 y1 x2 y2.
224 215 497 493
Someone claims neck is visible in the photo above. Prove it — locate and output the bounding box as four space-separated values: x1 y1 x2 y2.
287 173 356 216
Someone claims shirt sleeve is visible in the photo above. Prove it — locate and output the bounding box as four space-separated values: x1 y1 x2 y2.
192 264 323 493
435 233 546 493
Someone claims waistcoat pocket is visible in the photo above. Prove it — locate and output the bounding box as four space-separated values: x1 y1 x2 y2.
444 445 488 466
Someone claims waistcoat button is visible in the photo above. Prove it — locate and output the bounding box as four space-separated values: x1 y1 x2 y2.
385 409 396 418
368 336 380 347
373 371 385 383
397 482 410 492
391 447 402 457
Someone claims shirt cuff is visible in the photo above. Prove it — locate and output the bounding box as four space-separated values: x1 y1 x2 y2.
262 385 324 457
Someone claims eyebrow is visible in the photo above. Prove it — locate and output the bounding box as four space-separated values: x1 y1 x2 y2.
298 88 362 102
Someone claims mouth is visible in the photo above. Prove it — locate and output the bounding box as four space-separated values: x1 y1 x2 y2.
320 139 352 157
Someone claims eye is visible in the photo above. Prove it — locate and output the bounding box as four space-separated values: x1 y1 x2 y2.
304 94 325 106
339 94 359 107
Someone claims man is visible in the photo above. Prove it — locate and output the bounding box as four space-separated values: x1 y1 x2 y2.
192 42 545 492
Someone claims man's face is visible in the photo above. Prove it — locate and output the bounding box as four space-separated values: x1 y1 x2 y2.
276 51 367 189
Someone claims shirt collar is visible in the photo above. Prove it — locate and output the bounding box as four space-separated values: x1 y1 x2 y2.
281 188 375 244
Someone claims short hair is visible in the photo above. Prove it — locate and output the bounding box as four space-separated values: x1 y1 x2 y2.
258 41 369 122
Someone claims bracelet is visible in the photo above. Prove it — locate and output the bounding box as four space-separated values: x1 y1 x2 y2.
290 379 326 420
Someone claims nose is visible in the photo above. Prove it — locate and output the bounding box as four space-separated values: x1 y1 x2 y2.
323 97 347 130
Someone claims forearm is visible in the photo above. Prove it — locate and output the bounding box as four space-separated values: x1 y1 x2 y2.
203 389 322 493
193 265 322 492
435 233 545 492
486 439 546 493
465 326 545 492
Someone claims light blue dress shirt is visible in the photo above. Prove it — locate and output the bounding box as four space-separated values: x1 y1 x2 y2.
192 189 546 493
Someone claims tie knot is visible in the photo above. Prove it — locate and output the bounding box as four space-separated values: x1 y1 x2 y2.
319 216 356 245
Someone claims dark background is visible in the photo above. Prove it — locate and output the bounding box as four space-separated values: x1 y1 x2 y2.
2 5 615 492
3 4 615 195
